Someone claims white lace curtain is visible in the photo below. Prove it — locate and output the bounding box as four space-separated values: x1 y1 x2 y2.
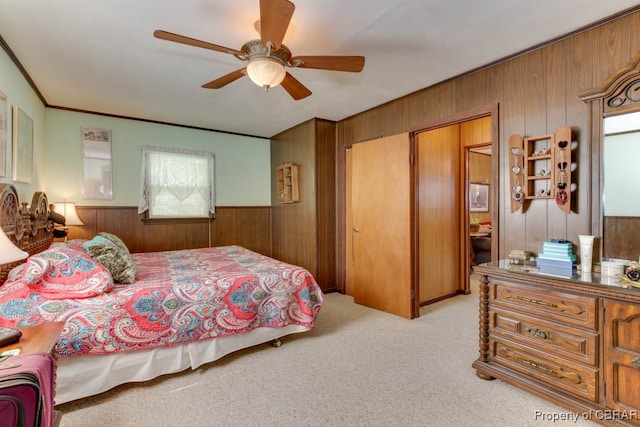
138 146 215 218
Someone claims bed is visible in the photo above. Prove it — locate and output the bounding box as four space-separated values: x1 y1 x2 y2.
0 185 324 404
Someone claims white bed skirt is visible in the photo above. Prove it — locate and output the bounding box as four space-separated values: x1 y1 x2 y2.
55 325 310 405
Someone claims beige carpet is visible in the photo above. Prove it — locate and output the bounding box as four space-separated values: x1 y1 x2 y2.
57 278 597 427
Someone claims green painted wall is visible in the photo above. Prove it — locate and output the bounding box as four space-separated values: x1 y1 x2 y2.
0 45 47 202
1 47 272 207
44 109 271 207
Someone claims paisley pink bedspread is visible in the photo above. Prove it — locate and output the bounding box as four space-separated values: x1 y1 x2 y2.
0 245 324 357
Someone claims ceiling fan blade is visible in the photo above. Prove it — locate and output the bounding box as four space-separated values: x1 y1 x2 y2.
154 30 244 57
280 72 312 100
202 68 247 89
289 56 365 72
260 0 295 50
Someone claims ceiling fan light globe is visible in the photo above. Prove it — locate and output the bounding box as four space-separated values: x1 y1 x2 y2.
246 58 286 90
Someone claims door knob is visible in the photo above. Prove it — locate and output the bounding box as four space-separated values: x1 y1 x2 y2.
353 227 360 232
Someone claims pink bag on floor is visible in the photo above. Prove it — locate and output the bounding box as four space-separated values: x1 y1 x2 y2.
0 352 56 427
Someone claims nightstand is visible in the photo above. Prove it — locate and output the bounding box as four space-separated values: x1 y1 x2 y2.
0 322 65 427
0 322 65 354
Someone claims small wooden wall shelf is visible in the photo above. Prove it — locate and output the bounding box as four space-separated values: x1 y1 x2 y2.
509 125 573 213
524 133 554 200
276 163 299 203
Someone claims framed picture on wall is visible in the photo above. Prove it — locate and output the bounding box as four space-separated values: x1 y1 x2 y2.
12 106 33 183
469 183 489 212
0 90 7 177
81 126 113 200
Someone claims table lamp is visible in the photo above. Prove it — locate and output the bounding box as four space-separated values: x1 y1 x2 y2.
53 202 84 226
0 227 28 264
53 202 84 241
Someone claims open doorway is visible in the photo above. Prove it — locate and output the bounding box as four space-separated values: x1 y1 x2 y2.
344 108 498 314
468 144 493 274
416 109 498 305
461 115 497 295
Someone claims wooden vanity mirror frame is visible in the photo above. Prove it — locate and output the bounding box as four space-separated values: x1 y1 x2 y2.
579 51 640 260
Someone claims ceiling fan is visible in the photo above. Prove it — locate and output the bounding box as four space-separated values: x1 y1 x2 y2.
153 0 365 101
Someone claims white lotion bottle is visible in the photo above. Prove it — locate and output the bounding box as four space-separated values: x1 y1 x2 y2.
579 235 595 273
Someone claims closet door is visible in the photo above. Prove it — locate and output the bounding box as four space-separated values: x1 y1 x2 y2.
351 133 413 319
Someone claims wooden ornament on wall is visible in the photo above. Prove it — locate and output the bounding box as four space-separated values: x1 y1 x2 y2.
553 125 572 214
508 125 573 213
276 163 299 203
509 134 524 213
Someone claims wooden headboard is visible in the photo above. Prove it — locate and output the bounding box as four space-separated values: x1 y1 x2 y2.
0 184 54 281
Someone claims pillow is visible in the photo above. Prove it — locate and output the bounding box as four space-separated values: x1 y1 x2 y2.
98 232 131 255
82 235 111 251
21 245 113 299
87 241 137 284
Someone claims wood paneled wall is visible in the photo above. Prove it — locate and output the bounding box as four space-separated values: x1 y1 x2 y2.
271 120 317 270
335 9 640 291
603 217 640 261
65 206 272 255
271 118 337 292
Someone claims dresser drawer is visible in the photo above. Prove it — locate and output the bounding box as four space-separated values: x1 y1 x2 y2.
491 280 598 330
490 307 598 366
491 338 598 402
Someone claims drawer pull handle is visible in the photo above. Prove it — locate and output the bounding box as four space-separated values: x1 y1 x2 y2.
525 326 549 340
517 357 582 384
516 296 557 308
632 358 640 369
518 357 555 375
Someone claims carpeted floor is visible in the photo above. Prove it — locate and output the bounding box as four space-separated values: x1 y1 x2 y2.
57 277 597 426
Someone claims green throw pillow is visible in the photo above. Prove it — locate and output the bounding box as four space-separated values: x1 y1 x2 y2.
98 232 131 255
87 241 137 284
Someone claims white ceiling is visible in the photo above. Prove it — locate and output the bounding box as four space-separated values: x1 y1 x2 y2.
1 1 638 138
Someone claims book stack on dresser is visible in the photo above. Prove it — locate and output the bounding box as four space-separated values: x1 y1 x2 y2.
536 240 576 276
508 249 534 266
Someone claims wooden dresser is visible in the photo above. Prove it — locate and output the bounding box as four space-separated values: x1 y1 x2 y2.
473 261 640 426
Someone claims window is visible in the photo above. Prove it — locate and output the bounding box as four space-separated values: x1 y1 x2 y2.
138 146 215 219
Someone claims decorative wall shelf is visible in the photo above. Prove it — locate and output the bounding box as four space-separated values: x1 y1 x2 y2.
524 133 554 200
276 163 299 203
509 125 573 213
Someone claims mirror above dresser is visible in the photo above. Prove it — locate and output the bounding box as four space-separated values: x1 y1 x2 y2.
579 52 640 262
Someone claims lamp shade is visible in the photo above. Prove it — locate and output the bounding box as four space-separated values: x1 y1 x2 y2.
246 58 286 90
0 227 28 264
53 202 84 226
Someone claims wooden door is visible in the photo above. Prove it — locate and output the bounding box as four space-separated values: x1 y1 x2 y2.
351 133 413 319
417 126 461 303
345 148 353 295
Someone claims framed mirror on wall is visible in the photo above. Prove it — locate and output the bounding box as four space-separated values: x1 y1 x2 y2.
12 106 34 184
81 126 112 200
0 90 7 177
603 111 640 217
579 52 640 261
